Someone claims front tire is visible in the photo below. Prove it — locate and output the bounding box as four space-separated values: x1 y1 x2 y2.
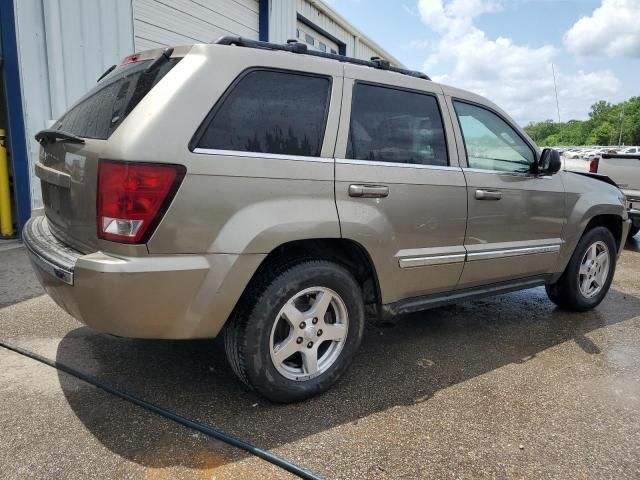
224 260 365 403
546 226 616 311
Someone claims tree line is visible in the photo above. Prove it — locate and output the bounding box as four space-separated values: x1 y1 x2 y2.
524 97 640 147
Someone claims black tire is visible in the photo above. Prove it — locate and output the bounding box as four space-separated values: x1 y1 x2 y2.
629 226 639 238
546 226 616 311
224 260 365 403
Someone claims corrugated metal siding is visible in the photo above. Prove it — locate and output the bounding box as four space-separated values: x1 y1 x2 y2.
132 0 259 50
14 0 134 209
270 0 397 64
355 40 381 62
295 0 352 52
268 0 296 44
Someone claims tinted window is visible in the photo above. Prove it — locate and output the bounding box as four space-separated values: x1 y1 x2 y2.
454 101 535 173
197 70 330 157
346 83 448 166
54 58 180 140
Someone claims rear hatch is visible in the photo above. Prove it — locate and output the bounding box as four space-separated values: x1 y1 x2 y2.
36 49 184 253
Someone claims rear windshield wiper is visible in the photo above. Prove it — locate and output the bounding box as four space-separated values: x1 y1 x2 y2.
97 64 116 82
35 129 85 146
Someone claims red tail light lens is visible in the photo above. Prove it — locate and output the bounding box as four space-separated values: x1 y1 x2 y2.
589 158 599 173
97 161 185 243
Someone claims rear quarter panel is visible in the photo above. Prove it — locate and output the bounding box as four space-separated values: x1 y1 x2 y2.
105 44 344 255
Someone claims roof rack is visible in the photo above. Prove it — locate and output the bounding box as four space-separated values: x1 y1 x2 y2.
213 36 430 81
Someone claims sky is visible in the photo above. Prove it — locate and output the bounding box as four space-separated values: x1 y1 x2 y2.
324 0 640 126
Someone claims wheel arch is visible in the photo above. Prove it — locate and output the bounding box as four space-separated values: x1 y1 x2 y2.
555 209 626 280
228 238 382 325
583 214 624 251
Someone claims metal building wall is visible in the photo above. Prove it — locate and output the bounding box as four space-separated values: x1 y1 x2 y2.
295 0 351 52
13 0 134 209
132 0 260 51
269 0 401 65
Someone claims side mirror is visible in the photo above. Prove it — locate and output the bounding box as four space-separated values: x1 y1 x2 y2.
539 148 562 175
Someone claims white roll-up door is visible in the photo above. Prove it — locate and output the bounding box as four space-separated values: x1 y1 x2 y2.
133 0 259 51
296 20 339 54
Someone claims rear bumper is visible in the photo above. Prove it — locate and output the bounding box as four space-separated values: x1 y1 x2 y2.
23 216 264 339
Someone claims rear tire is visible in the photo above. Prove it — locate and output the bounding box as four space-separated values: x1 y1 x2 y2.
224 260 365 403
546 226 616 311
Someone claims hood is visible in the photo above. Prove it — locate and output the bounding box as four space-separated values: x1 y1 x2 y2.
567 171 619 188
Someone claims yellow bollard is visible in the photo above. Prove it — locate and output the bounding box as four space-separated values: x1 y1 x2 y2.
0 128 15 237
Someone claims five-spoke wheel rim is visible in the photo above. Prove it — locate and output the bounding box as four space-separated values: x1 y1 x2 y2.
269 287 349 381
578 240 610 298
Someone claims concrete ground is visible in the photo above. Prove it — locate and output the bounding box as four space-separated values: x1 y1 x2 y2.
1 237 640 479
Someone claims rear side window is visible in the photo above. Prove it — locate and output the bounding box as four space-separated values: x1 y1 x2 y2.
346 83 448 166
53 58 180 140
196 70 331 157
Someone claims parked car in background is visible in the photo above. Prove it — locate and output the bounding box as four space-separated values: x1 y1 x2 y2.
591 152 640 237
23 37 631 402
564 149 583 159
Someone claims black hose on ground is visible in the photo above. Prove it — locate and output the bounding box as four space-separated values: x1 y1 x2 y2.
0 339 323 480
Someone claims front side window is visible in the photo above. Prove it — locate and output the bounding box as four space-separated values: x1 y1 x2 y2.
453 101 535 173
346 83 448 166
196 70 330 157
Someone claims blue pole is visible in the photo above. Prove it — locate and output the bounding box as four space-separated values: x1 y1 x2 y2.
0 0 32 235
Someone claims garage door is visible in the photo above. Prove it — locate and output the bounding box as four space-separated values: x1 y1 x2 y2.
133 0 259 51
296 20 339 55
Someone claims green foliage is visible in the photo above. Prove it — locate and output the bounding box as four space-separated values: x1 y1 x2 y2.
525 97 640 146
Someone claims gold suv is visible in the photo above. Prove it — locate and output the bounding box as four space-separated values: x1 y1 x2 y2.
25 37 630 402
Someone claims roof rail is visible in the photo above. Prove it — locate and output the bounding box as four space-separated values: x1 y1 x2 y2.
213 36 430 81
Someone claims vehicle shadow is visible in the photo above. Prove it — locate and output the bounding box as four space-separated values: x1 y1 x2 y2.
55 285 640 470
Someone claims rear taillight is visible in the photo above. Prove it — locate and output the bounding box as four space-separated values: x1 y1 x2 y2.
97 161 185 243
589 158 599 173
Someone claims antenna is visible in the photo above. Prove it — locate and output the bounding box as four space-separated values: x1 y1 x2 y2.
618 103 625 146
551 63 561 123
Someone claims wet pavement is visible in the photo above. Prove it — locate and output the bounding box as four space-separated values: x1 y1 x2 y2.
1 239 640 479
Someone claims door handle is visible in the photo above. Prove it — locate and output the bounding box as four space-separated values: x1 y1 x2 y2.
349 184 389 198
475 189 502 200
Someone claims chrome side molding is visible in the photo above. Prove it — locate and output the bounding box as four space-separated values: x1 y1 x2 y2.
192 148 334 163
399 253 466 268
398 243 561 269
466 244 561 261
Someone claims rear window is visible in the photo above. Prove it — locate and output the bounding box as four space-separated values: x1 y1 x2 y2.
346 83 448 166
52 58 180 140
194 70 331 157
